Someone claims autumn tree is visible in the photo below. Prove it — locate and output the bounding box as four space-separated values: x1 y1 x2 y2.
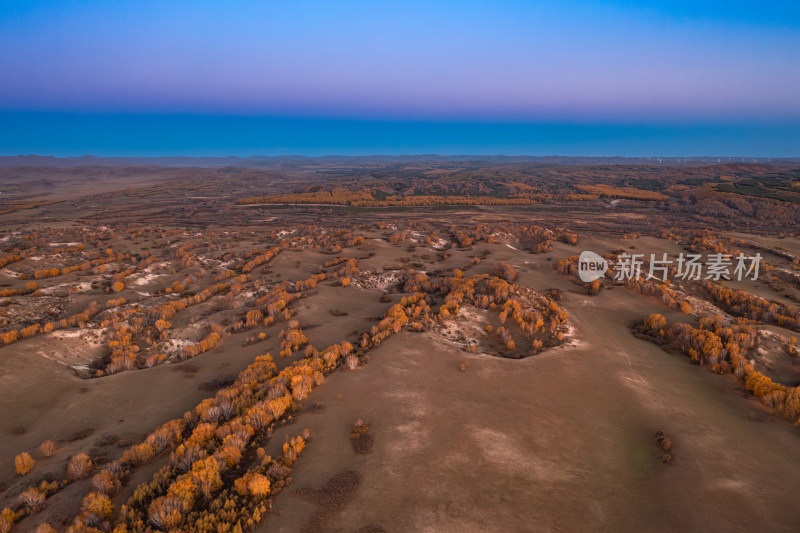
494 262 518 282
19 487 45 511
148 495 184 530
14 452 35 475
561 232 579 245
67 452 92 481
190 456 222 501
91 469 121 494
234 472 271 498
644 313 668 334
80 492 113 526
290 374 313 400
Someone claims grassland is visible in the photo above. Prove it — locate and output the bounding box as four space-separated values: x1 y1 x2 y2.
0 158 799 532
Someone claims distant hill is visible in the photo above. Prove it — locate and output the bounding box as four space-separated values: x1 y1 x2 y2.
1 154 797 168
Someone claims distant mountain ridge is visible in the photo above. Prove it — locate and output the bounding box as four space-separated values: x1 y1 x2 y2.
1 154 797 168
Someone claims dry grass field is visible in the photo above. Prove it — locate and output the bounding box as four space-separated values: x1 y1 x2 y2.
0 158 799 532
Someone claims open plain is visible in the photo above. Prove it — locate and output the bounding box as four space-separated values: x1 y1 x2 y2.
0 157 799 532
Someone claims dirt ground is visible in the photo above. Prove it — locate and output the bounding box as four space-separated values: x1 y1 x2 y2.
262 288 800 533
1 163 800 532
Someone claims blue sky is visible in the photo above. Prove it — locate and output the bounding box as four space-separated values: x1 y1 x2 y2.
0 1 798 156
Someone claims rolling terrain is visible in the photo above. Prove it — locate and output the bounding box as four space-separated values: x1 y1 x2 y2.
0 159 799 532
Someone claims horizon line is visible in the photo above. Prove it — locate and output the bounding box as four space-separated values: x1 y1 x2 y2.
3 154 799 160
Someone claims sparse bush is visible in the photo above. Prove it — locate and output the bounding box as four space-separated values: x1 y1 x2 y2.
655 431 672 452
585 278 602 295
38 440 57 457
350 420 374 454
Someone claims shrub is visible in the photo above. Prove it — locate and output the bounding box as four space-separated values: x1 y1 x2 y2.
655 431 672 451
350 420 374 454
585 278 602 295
38 440 57 457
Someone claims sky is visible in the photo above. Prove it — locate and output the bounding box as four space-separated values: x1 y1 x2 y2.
0 0 798 156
